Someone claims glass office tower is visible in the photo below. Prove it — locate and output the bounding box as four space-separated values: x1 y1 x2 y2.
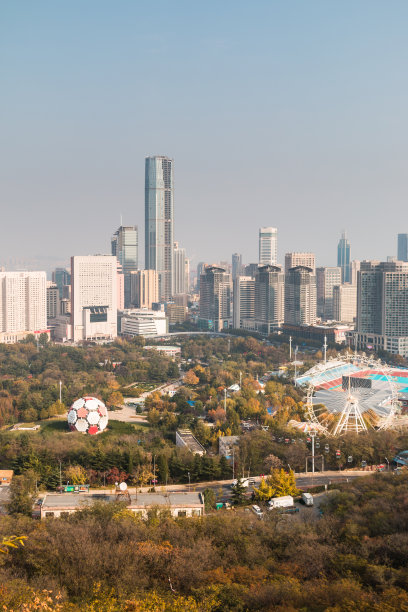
337 231 351 283
145 156 174 301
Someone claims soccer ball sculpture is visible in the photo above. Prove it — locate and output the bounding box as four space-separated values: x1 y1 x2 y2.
67 397 108 435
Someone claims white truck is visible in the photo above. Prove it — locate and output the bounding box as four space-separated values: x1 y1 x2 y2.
268 495 294 510
301 492 314 506
231 478 250 488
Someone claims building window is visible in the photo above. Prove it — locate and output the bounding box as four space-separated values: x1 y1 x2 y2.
45 512 54 518
177 510 187 517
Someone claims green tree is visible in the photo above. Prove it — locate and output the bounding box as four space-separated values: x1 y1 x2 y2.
202 487 216 511
231 478 247 506
8 474 36 515
157 454 169 484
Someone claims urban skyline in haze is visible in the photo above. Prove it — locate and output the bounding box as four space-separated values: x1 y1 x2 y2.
2 2 408 270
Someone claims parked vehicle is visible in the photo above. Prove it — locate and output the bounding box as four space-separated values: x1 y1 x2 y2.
231 478 250 488
268 495 294 509
251 504 263 518
280 506 299 514
301 492 314 506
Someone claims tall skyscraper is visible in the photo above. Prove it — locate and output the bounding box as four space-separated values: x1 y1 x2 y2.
71 256 117 342
316 266 342 319
259 227 278 266
398 234 408 262
145 155 174 301
285 252 315 275
199 266 232 331
173 242 189 295
284 266 317 326
130 270 159 308
0 271 47 342
232 253 242 280
233 276 255 329
337 231 351 283
356 260 408 356
255 265 284 333
111 226 138 307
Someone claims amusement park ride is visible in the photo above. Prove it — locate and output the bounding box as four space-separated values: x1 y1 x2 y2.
297 352 408 437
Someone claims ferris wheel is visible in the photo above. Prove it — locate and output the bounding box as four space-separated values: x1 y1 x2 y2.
303 353 400 436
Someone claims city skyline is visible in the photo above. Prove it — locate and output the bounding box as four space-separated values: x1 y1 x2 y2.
2 3 408 269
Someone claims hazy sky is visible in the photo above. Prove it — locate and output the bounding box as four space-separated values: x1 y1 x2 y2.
1 1 408 272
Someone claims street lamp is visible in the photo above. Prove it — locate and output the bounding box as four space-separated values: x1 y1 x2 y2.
385 457 390 472
294 346 299 381
187 471 191 492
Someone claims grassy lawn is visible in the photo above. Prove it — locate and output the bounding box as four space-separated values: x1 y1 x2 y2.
40 420 69 434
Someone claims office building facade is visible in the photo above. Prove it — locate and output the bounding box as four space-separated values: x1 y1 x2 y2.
232 253 242 279
316 266 342 320
46 282 60 320
130 270 158 309
145 156 174 301
111 225 138 307
333 284 357 323
337 231 351 283
284 266 316 326
71 256 117 342
398 234 408 262
52 268 71 299
259 227 278 266
173 242 189 295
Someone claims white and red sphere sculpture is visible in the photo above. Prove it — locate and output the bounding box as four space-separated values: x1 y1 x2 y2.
67 397 108 435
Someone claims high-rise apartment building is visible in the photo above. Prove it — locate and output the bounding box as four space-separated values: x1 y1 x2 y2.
284 266 316 326
337 231 351 283
130 270 159 309
173 242 189 295
398 234 408 262
0 271 47 342
145 155 174 301
333 284 357 323
259 227 278 266
285 252 315 275
316 267 342 320
232 253 242 280
233 276 255 329
71 256 117 342
356 260 408 356
255 265 284 334
111 226 138 307
199 266 232 331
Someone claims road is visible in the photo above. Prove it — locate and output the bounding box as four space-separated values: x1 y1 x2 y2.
55 470 372 499
113 380 182 423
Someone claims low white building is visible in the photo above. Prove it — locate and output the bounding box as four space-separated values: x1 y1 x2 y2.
120 309 168 338
40 491 204 519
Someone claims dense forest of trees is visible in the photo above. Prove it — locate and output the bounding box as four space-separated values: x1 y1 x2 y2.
1 473 408 610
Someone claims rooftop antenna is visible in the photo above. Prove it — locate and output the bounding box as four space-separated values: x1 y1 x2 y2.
120 213 123 227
